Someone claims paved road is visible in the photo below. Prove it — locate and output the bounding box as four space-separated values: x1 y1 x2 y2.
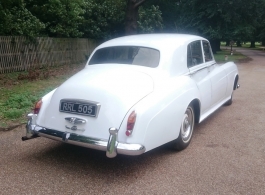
1 48 265 195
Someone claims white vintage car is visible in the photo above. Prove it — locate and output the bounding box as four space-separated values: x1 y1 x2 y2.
23 34 239 158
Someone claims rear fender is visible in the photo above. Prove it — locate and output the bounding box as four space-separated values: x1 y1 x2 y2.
118 76 200 152
36 89 57 125
222 62 239 97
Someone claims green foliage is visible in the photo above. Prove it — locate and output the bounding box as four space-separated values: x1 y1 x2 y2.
145 0 265 43
81 0 126 39
137 5 163 33
3 108 25 119
46 0 85 37
1 0 265 43
0 92 38 120
0 1 45 38
25 0 85 38
24 0 126 39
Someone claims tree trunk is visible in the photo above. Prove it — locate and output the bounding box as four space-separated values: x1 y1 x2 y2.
262 40 265 46
217 40 221 51
236 41 242 47
250 41 255 48
125 0 146 35
225 40 230 46
210 39 220 54
125 1 138 35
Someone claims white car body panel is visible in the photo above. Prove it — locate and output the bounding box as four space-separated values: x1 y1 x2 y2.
24 34 239 157
37 65 154 140
210 64 228 106
189 64 212 114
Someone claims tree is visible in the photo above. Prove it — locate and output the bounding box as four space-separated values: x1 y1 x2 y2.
2 0 265 44
81 0 126 40
0 0 45 38
125 0 147 35
26 0 85 38
160 0 264 53
252 0 265 47
137 5 163 33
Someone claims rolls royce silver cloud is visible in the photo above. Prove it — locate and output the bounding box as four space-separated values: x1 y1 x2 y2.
23 34 239 158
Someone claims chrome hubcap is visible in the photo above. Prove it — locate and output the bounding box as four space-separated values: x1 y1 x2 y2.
181 107 194 143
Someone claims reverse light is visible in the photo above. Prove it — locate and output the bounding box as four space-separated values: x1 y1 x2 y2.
34 99 42 114
126 111 137 136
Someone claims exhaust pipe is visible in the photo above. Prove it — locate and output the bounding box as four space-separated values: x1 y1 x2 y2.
22 134 39 141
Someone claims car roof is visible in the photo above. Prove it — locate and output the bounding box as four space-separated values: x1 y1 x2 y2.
89 34 210 76
97 34 207 50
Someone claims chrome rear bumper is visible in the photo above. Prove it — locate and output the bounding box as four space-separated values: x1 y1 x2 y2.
23 113 145 158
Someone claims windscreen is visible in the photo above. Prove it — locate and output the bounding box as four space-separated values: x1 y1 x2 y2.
88 46 160 68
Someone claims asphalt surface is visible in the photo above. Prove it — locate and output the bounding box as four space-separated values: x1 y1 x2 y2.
1 48 265 195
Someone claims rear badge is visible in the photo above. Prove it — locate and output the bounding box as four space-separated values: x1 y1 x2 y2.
65 117 86 131
65 117 86 124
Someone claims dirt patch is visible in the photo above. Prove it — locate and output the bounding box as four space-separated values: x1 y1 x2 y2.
237 57 253 63
0 123 25 131
0 63 85 87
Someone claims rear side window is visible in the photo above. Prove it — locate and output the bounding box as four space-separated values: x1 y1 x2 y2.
202 41 213 62
187 41 203 67
89 46 160 68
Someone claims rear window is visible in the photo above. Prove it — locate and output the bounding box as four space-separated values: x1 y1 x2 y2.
88 46 160 68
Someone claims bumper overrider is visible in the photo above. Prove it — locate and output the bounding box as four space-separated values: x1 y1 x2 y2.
22 113 146 158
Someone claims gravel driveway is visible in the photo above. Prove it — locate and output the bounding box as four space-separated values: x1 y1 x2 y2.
1 48 265 195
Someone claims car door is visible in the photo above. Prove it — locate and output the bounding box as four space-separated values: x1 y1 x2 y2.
188 40 212 114
202 41 228 107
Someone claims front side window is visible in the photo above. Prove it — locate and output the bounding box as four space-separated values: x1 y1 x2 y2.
187 41 203 67
89 46 160 68
202 41 213 62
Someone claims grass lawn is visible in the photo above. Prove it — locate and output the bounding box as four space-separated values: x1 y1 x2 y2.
221 42 265 51
214 49 249 63
0 64 84 128
241 42 263 49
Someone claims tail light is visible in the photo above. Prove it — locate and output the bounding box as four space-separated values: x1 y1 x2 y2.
34 99 42 114
126 111 136 136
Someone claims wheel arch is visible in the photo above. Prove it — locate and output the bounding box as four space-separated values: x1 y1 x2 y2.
190 98 201 123
233 74 239 90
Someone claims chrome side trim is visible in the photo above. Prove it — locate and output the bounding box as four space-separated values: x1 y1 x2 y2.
189 62 217 75
24 113 146 158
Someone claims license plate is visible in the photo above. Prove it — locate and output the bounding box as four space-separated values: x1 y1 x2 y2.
59 99 100 117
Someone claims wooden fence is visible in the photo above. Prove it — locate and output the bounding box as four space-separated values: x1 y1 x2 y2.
0 36 98 74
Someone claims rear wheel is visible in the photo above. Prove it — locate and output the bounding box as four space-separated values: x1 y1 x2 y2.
173 105 195 151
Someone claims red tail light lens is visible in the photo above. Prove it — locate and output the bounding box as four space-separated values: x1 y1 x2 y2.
34 99 42 114
126 111 136 136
